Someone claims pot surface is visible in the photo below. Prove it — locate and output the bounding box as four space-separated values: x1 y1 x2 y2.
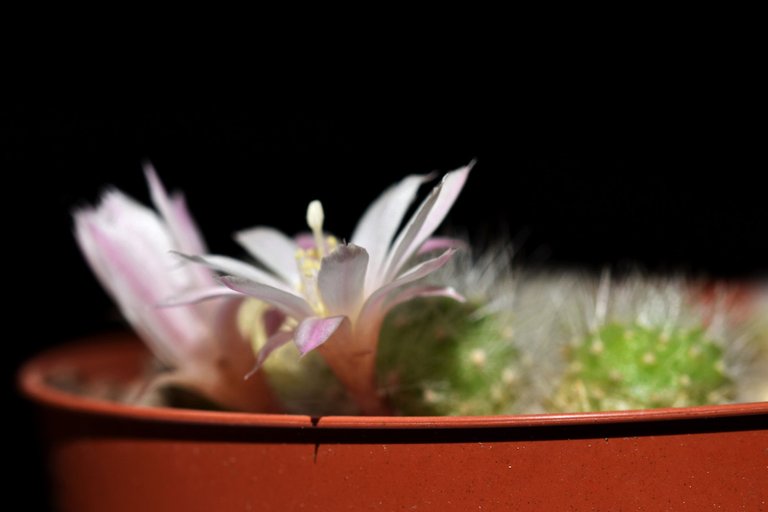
19 333 768 511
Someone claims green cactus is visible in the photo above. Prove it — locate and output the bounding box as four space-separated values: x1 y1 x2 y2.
377 297 520 416
552 321 733 412
247 264 758 416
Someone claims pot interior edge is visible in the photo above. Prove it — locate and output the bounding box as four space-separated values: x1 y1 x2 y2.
40 405 768 446
19 333 768 433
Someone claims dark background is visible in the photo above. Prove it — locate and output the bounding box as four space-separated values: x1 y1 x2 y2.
4 84 764 507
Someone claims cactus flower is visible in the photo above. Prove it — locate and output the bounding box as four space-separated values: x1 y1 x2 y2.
73 164 274 412
175 162 473 414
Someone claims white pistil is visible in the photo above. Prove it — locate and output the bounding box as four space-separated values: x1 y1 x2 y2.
295 201 339 316
306 200 326 256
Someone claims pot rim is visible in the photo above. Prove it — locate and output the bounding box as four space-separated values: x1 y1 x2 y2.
19 333 768 430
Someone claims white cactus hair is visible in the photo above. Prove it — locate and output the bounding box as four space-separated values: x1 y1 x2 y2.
550 270 764 408
432 250 766 412
706 281 768 403
255 231 768 414
426 239 576 413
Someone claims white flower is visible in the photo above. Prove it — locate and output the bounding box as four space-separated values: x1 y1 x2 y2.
74 164 274 411
175 162 473 413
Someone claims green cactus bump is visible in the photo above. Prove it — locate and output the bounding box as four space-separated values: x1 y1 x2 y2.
549 274 738 412
553 322 732 411
377 297 520 416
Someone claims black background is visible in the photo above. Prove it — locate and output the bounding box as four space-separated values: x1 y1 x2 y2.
4 76 764 508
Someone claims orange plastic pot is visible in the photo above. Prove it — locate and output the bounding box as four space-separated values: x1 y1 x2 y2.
19 332 768 511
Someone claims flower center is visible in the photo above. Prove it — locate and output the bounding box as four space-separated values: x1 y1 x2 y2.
295 200 338 315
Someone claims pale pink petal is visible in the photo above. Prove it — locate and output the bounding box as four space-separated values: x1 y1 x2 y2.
295 232 333 250
262 308 287 337
295 232 315 250
91 188 214 290
377 248 457 301
294 315 349 355
170 194 208 254
74 210 205 365
317 244 369 316
234 227 300 286
220 276 314 320
88 190 171 252
246 330 294 378
157 286 243 306
350 174 431 292
356 249 456 342
97 189 153 221
144 164 213 288
383 162 473 282
144 163 208 255
172 252 294 293
384 285 465 311
362 285 465 358
417 237 468 255
204 297 255 378
309 321 388 415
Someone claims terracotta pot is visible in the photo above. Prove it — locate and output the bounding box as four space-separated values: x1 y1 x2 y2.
19 332 768 511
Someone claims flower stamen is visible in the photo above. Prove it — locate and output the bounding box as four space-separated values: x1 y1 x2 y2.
294 200 342 316
307 200 326 256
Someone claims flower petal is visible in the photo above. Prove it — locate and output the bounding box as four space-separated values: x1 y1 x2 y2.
351 174 431 292
318 244 369 317
356 249 457 345
379 248 457 298
382 162 473 282
144 162 208 255
158 286 243 306
74 206 206 365
417 237 468 255
246 330 294 379
384 285 465 310
294 232 316 250
294 231 335 250
262 307 287 337
360 285 465 365
172 252 294 293
234 227 300 286
294 315 349 355
220 275 314 320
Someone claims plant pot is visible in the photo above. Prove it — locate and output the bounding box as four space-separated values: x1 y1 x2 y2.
20 332 768 511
